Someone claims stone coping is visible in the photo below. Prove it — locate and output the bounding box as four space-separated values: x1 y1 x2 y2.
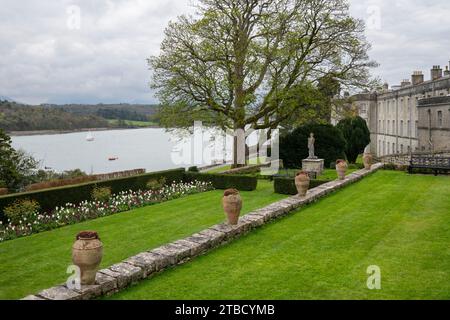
22 163 384 300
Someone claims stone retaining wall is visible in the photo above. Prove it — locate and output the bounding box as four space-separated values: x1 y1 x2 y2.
22 163 384 300
380 150 450 166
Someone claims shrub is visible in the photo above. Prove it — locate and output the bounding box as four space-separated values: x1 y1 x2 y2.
0 168 186 223
280 123 346 169
146 177 167 191
91 187 112 202
337 116 371 164
188 166 200 172
273 177 328 195
184 172 257 191
4 199 40 225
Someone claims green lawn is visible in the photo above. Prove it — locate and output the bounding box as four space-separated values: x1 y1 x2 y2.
205 165 232 174
205 157 267 174
108 171 450 300
0 181 285 300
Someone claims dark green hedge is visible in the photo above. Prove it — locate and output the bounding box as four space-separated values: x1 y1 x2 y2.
280 123 347 169
0 168 185 222
274 177 328 195
184 172 257 191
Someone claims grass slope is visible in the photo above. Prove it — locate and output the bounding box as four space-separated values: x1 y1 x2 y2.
0 181 285 300
109 171 450 300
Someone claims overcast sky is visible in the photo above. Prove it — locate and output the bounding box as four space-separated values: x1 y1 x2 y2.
0 0 449 105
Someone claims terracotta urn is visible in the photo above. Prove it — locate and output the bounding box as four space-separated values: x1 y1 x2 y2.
72 231 103 285
222 189 242 225
295 171 310 197
336 159 348 180
363 153 373 170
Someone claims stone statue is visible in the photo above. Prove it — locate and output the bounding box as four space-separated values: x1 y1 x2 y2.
308 133 317 159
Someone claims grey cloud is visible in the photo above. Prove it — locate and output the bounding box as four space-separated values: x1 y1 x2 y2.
350 0 450 86
0 0 449 104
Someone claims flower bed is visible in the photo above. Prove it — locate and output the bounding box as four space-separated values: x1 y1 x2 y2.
0 180 213 243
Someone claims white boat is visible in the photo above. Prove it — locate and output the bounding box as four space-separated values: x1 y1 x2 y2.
86 132 95 142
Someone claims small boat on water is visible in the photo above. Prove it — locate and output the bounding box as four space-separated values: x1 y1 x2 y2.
108 157 119 161
86 132 95 142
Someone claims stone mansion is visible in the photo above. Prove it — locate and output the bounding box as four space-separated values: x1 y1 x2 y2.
338 63 450 157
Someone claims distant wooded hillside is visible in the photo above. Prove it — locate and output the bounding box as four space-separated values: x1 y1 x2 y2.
0 101 160 132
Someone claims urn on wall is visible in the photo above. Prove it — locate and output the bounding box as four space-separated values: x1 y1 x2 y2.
295 171 310 197
222 189 242 225
336 159 348 180
363 153 373 170
72 231 103 285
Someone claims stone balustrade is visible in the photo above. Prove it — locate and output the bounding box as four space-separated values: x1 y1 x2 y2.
380 150 450 166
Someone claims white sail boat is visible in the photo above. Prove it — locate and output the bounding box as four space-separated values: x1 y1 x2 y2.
86 131 95 142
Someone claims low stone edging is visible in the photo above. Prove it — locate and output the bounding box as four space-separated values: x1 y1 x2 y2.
22 163 384 301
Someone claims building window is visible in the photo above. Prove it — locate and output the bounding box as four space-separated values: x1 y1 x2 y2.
415 121 418 137
388 120 390 134
401 145 404 154
407 120 411 137
393 120 396 135
400 120 404 136
438 111 443 127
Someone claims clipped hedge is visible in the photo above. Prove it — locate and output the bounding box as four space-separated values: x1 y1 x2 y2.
0 168 185 222
274 177 328 195
184 172 257 191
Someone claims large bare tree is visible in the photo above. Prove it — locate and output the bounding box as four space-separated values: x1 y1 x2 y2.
149 0 377 166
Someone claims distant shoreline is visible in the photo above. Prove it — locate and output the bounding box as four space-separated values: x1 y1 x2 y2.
8 126 161 137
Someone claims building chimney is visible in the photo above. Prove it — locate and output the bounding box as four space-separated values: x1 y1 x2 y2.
411 71 424 85
382 82 389 92
431 65 443 81
401 79 411 87
444 65 450 77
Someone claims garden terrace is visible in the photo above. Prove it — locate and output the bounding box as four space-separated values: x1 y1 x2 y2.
107 170 450 300
22 165 384 300
0 180 283 300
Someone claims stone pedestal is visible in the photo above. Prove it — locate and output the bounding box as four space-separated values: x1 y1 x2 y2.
302 158 325 179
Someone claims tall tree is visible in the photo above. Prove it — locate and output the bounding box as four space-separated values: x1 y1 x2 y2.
0 129 20 190
150 0 377 166
0 129 38 191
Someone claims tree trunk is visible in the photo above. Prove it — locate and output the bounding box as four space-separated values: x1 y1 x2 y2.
232 123 246 169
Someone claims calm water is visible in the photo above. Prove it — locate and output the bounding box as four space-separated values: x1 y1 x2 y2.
11 128 232 174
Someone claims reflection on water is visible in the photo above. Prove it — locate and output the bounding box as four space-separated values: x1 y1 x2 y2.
11 128 233 174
